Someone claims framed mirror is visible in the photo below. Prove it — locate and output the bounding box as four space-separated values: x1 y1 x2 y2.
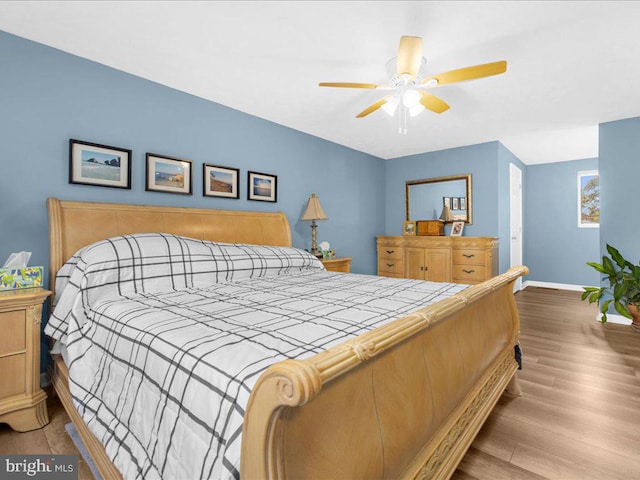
405 174 472 224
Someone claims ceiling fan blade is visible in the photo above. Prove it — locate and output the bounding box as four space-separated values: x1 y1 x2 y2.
419 91 450 114
319 82 380 89
397 36 423 78
356 97 388 118
422 60 507 86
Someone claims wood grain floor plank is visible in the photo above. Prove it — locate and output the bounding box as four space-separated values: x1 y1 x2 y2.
474 411 640 479
510 443 621 480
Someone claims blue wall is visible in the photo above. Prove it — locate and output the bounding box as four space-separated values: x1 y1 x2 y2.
599 116 640 271
525 158 600 286
384 141 525 274
0 30 385 280
384 142 501 238
0 30 386 371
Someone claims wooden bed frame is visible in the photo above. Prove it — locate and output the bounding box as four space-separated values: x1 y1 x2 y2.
47 197 528 480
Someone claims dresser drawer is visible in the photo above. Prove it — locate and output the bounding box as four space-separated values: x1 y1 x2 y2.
452 264 487 283
0 354 26 398
0 310 26 355
378 247 404 261
378 259 404 275
453 249 487 266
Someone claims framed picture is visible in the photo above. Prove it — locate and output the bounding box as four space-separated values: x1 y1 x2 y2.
146 153 192 195
203 164 239 199
578 170 599 228
69 139 131 189
452 197 460 210
450 221 465 236
459 197 467 210
248 171 277 202
403 220 416 236
443 197 451 209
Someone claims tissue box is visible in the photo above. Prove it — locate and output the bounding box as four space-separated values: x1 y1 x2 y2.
0 266 44 290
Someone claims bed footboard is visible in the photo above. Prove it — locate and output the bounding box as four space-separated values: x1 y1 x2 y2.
241 266 528 480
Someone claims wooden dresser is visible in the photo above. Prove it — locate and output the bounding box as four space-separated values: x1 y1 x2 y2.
377 236 498 284
0 288 51 431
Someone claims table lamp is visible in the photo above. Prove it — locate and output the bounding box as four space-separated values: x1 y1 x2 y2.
301 193 328 258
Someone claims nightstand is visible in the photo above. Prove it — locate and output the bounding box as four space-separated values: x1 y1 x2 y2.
0 287 51 432
321 257 352 273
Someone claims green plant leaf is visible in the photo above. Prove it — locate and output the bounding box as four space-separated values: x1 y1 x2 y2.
614 301 633 319
602 256 617 276
586 262 607 274
607 244 626 268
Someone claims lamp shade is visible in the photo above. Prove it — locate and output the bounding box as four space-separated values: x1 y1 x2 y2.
439 204 454 222
301 193 328 221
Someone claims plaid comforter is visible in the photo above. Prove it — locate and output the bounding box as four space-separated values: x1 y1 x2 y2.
45 233 467 480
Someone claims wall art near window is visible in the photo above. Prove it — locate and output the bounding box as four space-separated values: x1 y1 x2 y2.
69 139 131 189
452 197 460 210
578 170 599 228
247 171 277 202
450 221 465 236
203 164 239 199
459 197 467 210
403 220 416 236
443 197 451 209
146 153 192 195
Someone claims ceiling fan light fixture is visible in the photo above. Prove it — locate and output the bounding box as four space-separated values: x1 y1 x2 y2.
381 94 400 116
402 89 421 108
409 103 425 117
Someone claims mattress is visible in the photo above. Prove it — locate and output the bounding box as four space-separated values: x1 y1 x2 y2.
45 233 467 480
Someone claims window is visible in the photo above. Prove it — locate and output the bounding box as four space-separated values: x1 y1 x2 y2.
578 170 599 228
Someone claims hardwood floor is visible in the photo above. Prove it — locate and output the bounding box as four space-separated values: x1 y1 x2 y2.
0 287 638 479
453 287 640 480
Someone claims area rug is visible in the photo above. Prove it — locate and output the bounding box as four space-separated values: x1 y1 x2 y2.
65 422 103 480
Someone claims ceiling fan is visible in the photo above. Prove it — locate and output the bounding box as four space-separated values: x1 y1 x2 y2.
319 36 507 133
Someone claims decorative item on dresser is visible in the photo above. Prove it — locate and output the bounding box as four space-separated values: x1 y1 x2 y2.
0 288 51 432
415 220 444 236
377 236 498 284
320 257 352 273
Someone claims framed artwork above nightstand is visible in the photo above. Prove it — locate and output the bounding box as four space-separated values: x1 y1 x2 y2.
320 257 352 273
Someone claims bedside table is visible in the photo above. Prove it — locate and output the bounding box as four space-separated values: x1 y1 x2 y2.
0 287 51 432
321 257 352 273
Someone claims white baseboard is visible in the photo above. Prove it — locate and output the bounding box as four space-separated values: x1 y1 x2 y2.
594 312 632 325
521 280 591 292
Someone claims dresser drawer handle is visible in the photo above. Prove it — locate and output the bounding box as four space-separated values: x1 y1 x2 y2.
386 263 395 267
463 254 475 258
463 269 476 274
386 250 395 254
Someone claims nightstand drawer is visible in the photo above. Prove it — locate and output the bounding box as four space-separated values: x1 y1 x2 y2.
0 309 26 354
378 260 404 275
453 249 487 266
452 265 487 283
0 354 26 398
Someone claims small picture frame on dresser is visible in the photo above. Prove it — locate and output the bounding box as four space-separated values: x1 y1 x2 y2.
450 221 465 236
403 221 416 236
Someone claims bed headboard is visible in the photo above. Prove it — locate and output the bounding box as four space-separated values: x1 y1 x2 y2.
47 198 292 289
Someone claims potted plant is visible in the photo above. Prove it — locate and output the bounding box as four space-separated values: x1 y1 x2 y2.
583 244 640 331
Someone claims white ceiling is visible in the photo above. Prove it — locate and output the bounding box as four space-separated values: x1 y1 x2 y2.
2 1 639 164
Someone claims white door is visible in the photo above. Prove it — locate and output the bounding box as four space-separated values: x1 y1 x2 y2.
510 163 523 292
